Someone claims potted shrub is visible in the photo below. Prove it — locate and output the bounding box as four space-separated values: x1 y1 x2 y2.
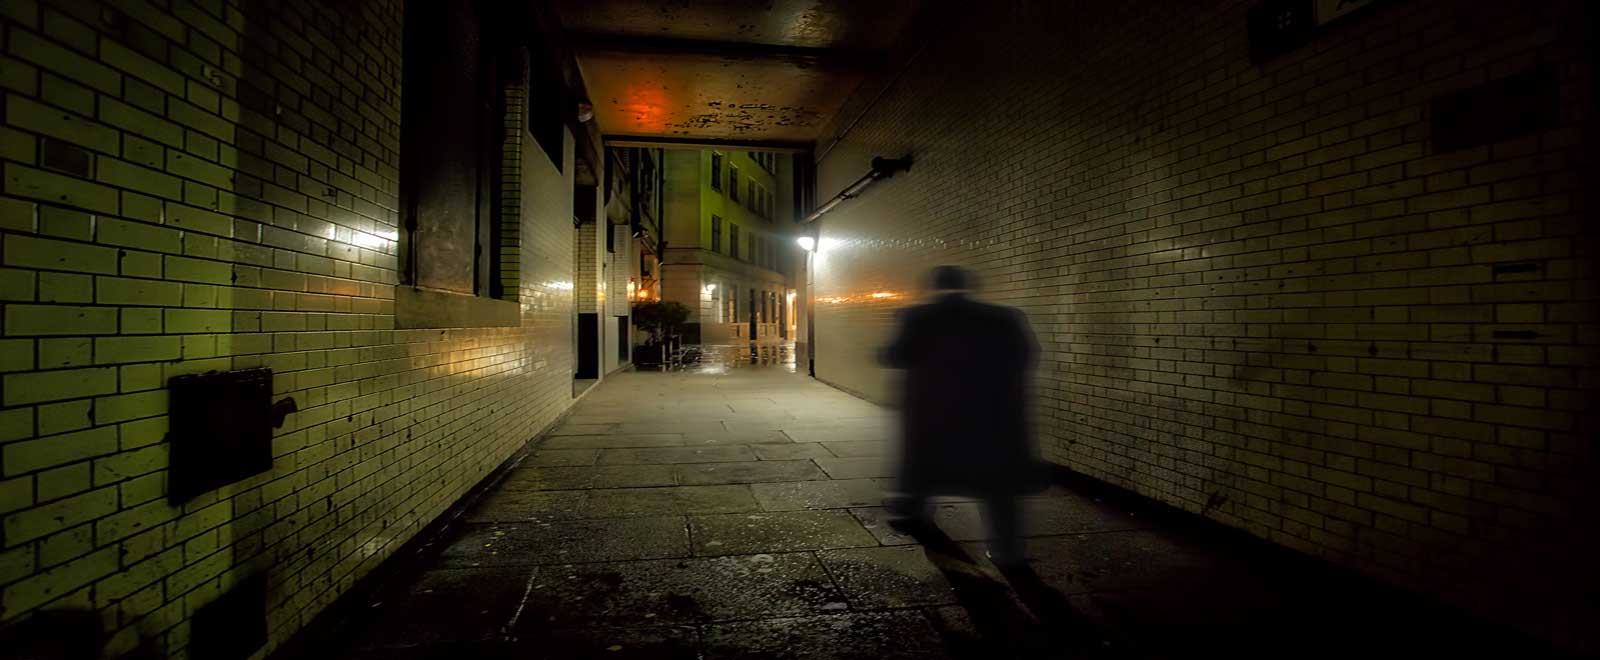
631 301 690 367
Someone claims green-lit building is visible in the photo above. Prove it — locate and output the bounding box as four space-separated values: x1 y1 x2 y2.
659 149 799 344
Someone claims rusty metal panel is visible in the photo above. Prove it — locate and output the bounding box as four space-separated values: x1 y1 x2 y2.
577 50 861 143
556 0 918 143
556 0 919 50
403 0 486 294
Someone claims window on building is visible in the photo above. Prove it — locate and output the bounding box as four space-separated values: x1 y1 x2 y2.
711 215 722 253
746 180 755 210
712 281 724 322
399 0 506 302
729 166 740 201
748 151 773 173
730 224 740 259
710 152 722 191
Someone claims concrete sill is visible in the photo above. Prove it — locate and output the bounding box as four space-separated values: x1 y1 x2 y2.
395 287 520 329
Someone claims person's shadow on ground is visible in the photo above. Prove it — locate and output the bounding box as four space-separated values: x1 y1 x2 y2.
896 520 1120 659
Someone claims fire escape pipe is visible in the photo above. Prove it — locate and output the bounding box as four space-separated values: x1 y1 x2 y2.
800 156 912 225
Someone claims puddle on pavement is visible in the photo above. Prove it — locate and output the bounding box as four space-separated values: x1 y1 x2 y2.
647 343 798 374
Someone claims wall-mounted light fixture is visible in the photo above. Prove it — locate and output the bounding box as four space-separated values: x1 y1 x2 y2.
796 236 817 252
801 155 912 225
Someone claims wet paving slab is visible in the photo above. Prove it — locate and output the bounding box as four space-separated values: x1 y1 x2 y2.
821 439 894 458
812 456 895 479
348 567 533 646
817 545 962 609
674 459 828 485
750 478 897 511
599 445 759 465
527 448 602 466
548 423 620 436
466 489 588 523
688 511 879 556
850 497 1147 546
682 429 796 445
582 485 763 517
701 611 949 660
751 442 837 461
513 554 848 629
326 365 1561 660
541 433 687 449
439 517 690 567
499 465 678 490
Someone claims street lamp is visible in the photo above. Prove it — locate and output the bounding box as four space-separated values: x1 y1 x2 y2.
796 236 816 252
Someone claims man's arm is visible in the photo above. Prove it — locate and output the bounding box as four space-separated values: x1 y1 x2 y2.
879 307 918 369
1014 308 1039 369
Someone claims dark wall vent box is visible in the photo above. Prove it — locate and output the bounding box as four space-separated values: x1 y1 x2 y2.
167 368 275 504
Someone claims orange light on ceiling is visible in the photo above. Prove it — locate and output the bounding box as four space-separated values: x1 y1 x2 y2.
619 84 669 133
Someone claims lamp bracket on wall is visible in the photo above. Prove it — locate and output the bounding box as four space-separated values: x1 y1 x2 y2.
800 155 912 224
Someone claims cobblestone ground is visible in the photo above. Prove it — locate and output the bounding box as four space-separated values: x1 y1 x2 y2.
326 351 1554 659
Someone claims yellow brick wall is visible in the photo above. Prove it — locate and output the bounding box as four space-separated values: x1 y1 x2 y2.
0 0 580 657
812 0 1597 649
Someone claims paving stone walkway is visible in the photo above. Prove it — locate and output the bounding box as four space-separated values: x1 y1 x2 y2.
327 361 1556 659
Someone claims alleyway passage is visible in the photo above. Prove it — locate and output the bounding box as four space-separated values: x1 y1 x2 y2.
325 363 1553 660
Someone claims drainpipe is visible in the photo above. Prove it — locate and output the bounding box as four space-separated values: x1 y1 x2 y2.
800 156 912 225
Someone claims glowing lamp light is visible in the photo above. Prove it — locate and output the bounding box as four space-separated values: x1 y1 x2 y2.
351 232 385 249
796 236 816 252
703 283 717 294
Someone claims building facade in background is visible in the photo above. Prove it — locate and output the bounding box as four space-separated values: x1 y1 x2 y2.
659 149 798 344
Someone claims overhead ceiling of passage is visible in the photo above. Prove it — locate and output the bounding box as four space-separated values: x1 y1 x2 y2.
555 0 921 145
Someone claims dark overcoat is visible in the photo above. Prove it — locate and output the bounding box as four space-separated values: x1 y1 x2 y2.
880 293 1044 496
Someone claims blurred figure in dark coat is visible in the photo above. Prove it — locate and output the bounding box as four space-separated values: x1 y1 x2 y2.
880 265 1043 567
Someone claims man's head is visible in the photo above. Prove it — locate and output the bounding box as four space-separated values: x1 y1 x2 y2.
929 265 975 292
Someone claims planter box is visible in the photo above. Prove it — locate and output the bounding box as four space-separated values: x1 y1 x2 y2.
632 344 667 367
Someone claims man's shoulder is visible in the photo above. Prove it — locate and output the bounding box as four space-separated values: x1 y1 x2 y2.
964 299 1024 319
899 301 941 316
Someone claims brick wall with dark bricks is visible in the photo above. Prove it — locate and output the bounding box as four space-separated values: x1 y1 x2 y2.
812 0 1597 648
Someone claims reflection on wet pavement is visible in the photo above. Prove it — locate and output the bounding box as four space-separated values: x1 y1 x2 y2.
670 342 799 375
322 364 1552 660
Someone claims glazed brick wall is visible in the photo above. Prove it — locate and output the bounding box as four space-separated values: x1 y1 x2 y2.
812 0 1596 648
576 221 598 314
0 0 580 657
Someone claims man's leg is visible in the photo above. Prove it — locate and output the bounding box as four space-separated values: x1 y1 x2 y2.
984 492 1024 567
886 451 932 523
885 490 931 522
